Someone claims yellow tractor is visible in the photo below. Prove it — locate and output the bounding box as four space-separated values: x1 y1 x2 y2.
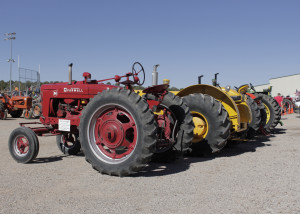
136 67 252 154
171 74 252 152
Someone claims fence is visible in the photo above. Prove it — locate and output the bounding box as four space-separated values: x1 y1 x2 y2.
15 67 40 96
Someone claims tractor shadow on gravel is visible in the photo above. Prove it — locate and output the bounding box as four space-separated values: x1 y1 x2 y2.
31 151 85 164
136 157 194 177
32 155 65 163
136 132 282 177
269 128 286 135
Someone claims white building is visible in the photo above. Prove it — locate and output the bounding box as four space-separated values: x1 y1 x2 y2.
254 73 300 97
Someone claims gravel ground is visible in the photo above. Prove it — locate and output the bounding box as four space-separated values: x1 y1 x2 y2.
0 114 299 214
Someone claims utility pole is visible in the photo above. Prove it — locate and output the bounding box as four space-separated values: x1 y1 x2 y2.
4 32 16 95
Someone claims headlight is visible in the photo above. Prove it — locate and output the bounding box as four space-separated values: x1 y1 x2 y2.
225 85 231 92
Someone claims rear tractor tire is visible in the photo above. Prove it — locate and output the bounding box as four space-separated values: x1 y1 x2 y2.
32 103 42 118
10 109 23 118
282 99 293 113
0 111 7 120
144 92 194 162
254 93 281 131
8 127 39 163
183 93 231 153
56 133 81 155
79 88 157 176
0 101 7 120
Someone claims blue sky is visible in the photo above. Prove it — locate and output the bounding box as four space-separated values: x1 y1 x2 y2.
0 0 299 88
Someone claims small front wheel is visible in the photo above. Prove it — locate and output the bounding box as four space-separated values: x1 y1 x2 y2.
24 110 32 119
56 133 81 155
8 127 39 163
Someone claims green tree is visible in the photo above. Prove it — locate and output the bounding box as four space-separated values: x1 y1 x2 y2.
168 86 180 91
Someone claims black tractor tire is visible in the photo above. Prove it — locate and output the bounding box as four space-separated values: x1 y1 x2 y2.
144 93 194 152
79 88 157 176
24 110 32 119
1 111 7 120
183 93 231 153
8 127 39 163
56 133 81 155
0 101 7 120
254 93 281 131
282 99 293 112
245 95 261 138
144 93 194 162
259 106 268 129
32 103 42 118
10 110 23 118
0 100 4 111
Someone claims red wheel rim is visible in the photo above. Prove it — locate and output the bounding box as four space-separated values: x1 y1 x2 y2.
89 105 137 161
14 136 29 156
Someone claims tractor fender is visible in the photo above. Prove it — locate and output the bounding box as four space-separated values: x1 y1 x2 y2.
225 88 252 129
174 84 241 132
237 84 249 94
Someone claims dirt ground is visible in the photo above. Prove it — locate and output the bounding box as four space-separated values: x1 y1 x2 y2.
0 113 299 214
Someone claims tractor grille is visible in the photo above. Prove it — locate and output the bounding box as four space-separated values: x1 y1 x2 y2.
230 96 242 101
27 98 32 107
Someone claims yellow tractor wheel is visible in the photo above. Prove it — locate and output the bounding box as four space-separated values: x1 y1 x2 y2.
254 93 281 131
191 112 208 142
183 93 230 152
264 103 271 124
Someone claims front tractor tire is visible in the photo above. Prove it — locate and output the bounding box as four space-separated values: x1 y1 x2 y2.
8 127 39 163
56 133 81 155
246 95 261 138
183 94 231 153
24 110 32 119
79 88 157 176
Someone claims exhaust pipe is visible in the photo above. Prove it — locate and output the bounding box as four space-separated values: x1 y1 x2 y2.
68 63 73 85
198 75 203 84
152 64 160 86
212 73 219 87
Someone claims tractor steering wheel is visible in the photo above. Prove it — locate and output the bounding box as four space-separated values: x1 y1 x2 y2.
132 62 145 86
249 83 256 92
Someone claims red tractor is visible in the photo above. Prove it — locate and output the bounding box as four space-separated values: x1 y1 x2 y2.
0 93 33 120
8 62 194 176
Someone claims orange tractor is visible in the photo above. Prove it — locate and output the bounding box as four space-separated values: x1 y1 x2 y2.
0 93 33 120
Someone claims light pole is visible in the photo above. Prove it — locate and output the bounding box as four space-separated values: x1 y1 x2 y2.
4 32 16 95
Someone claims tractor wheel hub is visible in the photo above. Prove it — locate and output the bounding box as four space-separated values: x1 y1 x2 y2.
193 116 207 140
99 120 124 149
